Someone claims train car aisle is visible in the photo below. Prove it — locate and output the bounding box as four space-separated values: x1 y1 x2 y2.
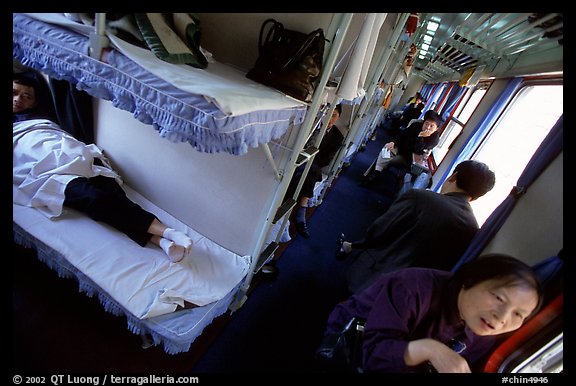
190 124 397 372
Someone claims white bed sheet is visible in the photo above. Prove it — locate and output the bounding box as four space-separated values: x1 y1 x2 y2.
13 184 251 320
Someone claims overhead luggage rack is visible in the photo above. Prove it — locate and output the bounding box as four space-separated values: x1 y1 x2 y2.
411 13 563 83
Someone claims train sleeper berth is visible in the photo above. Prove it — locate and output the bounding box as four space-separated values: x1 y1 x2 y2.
12 12 315 354
13 13 308 156
13 184 251 354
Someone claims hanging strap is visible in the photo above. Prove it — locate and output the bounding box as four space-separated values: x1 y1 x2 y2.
281 28 324 70
257 18 324 69
258 18 283 54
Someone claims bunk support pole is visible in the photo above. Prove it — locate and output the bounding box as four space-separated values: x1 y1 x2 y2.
231 13 354 311
284 13 354 210
260 143 281 180
89 13 109 60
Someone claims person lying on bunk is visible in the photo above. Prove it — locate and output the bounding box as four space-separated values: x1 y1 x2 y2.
13 71 192 263
360 109 442 187
316 254 543 373
338 159 496 294
286 104 345 239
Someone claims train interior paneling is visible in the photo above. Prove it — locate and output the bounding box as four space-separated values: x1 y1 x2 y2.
12 12 563 374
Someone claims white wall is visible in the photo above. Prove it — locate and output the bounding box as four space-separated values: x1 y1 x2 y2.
93 99 294 256
197 13 336 71
197 12 401 89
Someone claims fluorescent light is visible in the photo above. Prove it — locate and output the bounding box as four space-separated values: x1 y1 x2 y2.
427 21 439 32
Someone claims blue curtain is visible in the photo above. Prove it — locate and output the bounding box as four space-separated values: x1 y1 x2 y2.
421 83 447 116
439 84 467 122
420 84 435 104
432 77 523 192
451 114 563 271
49 77 94 144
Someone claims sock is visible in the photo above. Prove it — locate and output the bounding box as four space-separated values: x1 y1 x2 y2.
159 238 185 262
163 228 193 254
342 241 352 254
295 205 307 224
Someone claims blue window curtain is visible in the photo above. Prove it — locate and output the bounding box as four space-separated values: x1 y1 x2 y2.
439 83 467 122
451 114 563 271
420 84 435 103
432 77 523 192
421 82 447 116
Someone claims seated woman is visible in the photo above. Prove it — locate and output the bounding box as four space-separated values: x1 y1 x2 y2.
316 254 543 373
398 100 425 130
13 71 192 263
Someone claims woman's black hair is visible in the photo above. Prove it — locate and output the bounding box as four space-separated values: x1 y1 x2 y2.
452 254 544 319
334 103 342 116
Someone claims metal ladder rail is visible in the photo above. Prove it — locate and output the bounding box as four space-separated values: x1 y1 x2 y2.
231 13 354 311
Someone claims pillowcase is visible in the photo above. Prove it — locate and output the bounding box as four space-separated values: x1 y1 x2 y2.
134 13 208 68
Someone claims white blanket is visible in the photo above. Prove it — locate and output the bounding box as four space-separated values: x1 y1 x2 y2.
13 185 251 319
13 119 122 218
334 13 387 101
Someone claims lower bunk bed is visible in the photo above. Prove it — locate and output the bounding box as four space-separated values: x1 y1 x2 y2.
13 185 251 355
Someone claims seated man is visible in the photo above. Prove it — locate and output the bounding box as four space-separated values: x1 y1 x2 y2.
384 92 422 128
362 109 442 188
339 160 496 294
13 71 192 263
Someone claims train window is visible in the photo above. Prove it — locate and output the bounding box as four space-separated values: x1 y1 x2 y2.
514 332 563 373
469 83 563 225
433 82 489 164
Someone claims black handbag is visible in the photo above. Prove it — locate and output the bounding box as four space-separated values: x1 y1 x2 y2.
315 317 365 373
246 19 325 103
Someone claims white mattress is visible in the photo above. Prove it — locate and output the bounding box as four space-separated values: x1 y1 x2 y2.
13 184 251 320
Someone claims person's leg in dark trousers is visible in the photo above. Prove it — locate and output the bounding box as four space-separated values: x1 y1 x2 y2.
294 164 322 239
63 176 156 246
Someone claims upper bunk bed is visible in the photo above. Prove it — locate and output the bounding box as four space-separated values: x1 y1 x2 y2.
13 13 309 156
